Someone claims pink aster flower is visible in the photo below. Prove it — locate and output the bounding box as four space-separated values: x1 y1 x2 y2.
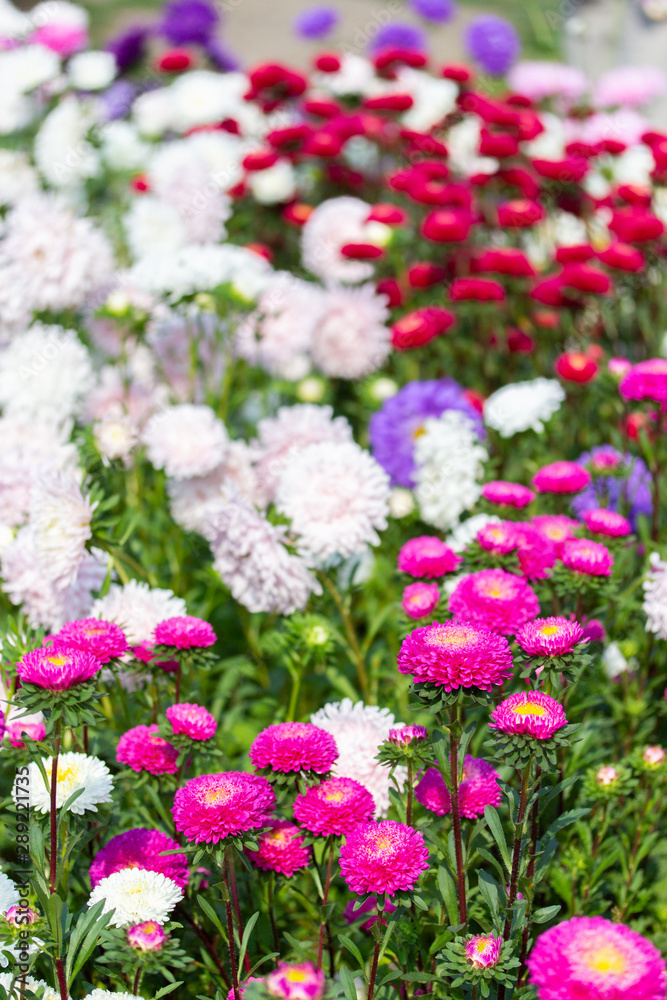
5 905 39 926
459 756 502 818
127 921 167 952
477 521 520 555
247 819 311 877
448 569 540 635
466 934 502 968
388 725 428 745
54 618 128 663
619 358 667 403
402 581 440 619
597 765 620 786
642 745 665 768
415 768 452 815
532 514 579 553
16 645 102 691
482 481 536 509
527 916 666 1000
89 828 189 889
489 691 567 739
266 962 325 1000
249 722 338 774
514 523 558 580
583 508 632 538
516 617 585 657
339 820 429 895
532 461 591 494
172 771 275 843
293 775 375 836
165 703 217 741
561 538 614 577
116 724 179 776
5 720 46 747
397 536 462 578
397 620 514 690
153 615 216 649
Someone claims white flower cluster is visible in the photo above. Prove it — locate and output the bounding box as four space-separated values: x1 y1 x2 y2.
414 411 488 531
484 378 566 438
643 553 667 640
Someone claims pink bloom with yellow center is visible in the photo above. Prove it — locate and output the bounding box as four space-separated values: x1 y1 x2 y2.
54 618 128 663
402 581 440 619
597 765 619 786
153 615 216 649
561 538 614 577
389 725 428 745
532 461 591 494
266 962 325 1000
116 724 179 776
619 358 667 403
172 771 275 844
532 514 579 553
489 691 567 740
293 775 375 836
5 721 46 747
397 536 462 578
16 646 102 691
247 819 311 877
127 920 167 952
477 521 520 555
527 916 666 1000
516 616 585 657
642 745 665 768
339 820 429 895
249 722 338 774
448 569 540 635
89 827 189 889
165 703 217 741
397 619 514 690
583 507 632 538
466 934 502 968
482 481 536 509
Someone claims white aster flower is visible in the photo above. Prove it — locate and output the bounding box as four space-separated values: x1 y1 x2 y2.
124 196 188 260
312 53 377 97
67 50 116 90
388 488 415 519
310 699 406 817
446 513 501 553
100 120 150 172
276 441 390 564
169 70 248 132
168 442 260 532
0 872 18 915
0 324 94 420
311 284 391 380
142 404 228 479
148 139 232 245
30 473 94 590
34 95 100 188
94 414 139 462
0 974 58 1000
643 552 667 640
248 159 297 205
126 244 271 303
0 44 60 93
414 412 488 532
0 149 38 205
484 378 565 438
301 196 377 284
17 752 113 814
601 641 632 680
88 868 182 927
91 580 186 646
397 68 458 132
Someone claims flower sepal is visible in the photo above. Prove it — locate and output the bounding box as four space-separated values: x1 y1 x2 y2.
412 680 492 712
16 680 104 731
486 724 582 768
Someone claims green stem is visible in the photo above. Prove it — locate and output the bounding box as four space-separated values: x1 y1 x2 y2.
406 760 414 827
268 872 280 953
320 574 369 701
317 841 334 971
50 720 62 894
223 851 240 1000
502 761 532 940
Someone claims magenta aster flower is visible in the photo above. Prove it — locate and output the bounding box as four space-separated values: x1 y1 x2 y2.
339 820 429 894
116 724 179 776
561 538 614 577
489 691 567 739
532 461 591 494
415 768 451 815
266 963 325 1000
448 569 540 635
583 507 632 538
5 720 46 747
532 514 579 553
89 827 189 889
402 581 440 619
482 481 536 509
127 920 167 952
153 615 216 649
55 618 128 663
172 771 275 843
249 722 338 774
514 523 558 580
466 934 502 968
16 645 102 691
619 358 667 403
516 617 585 657
247 819 311 877
527 916 666 1000
459 756 502 818
388 725 428 745
165 702 217 741
293 776 375 836
398 620 513 691
397 536 462 578
477 521 520 555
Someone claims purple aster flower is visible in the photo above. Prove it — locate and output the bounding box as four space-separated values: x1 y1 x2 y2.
572 445 652 530
369 379 484 488
106 25 150 74
368 21 427 54
159 0 219 46
294 5 339 39
464 15 520 75
409 0 457 23
204 37 240 71
98 79 137 121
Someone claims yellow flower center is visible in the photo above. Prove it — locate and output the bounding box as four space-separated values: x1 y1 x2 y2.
47 654 68 666
204 786 230 805
324 791 344 802
286 971 308 983
429 627 470 648
539 625 561 636
475 937 492 954
584 944 626 975
512 703 546 717
142 922 159 933
56 763 81 793
412 424 426 440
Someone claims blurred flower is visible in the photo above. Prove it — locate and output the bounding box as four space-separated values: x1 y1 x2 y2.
127 921 167 952
465 15 520 75
165 703 217 741
294 6 339 39
398 536 462 578
247 820 311 876
267 963 325 1000
449 569 540 635
484 379 565 438
402 581 440 618
116 725 179 776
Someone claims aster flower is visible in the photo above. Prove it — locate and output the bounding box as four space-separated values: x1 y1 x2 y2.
90 827 189 890
398 536 462 578
293 775 375 836
249 722 338 774
159 0 218 44
532 514 579 552
30 473 95 590
16 645 101 691
116 725 179 776
533 461 591 494
620 358 667 403
0 976 58 1000
311 283 391 380
368 22 426 53
153 615 216 649
5 720 46 747
573 445 652 530
247 820 311 877
266 963 325 1000
88 868 183 928
172 771 275 843
508 61 587 101
477 521 520 556
294 5 339 39
17 752 113 814
54 618 128 663
0 324 94 421
448 569 540 635
0 872 18 916
582 507 632 537
466 935 502 968
489 692 567 739
91 580 187 646
414 412 488 531
415 767 451 815
301 196 378 284
516 617 585 657
369 379 484 488
339 820 429 894
482 481 536 509
513 523 559 580
465 15 520 74
410 0 456 22
561 539 614 577
458 756 502 818
398 620 513 691
165 703 217 741
402 581 440 619
483 379 565 438
527 916 666 1000
644 553 667 639
127 921 167 952
142 405 228 480
83 993 145 1000
389 725 428 746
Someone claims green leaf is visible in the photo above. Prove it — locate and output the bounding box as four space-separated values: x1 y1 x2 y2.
484 807 512 874
532 905 561 924
154 983 184 998
477 869 503 920
339 964 360 1000
237 911 260 976
197 893 227 940
546 808 590 837
437 866 459 927
338 933 365 971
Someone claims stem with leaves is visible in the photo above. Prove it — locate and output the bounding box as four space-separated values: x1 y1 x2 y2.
320 574 369 701
317 840 335 971
223 849 241 1000
448 704 467 928
367 899 384 1000
49 718 62 894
